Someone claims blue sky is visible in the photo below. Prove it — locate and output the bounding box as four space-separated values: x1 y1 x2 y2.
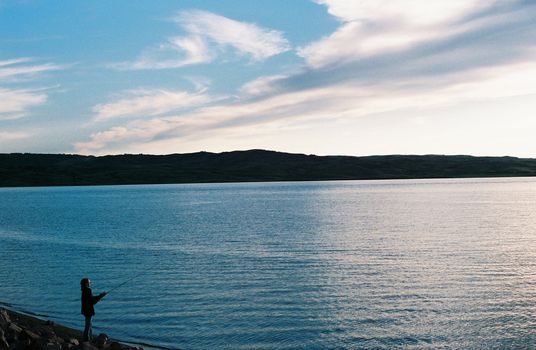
1 0 536 156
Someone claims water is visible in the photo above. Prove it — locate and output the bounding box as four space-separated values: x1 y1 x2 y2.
1 178 536 349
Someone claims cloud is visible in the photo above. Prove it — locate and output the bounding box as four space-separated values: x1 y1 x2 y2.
92 89 217 122
175 10 290 61
0 87 47 120
0 58 60 119
184 76 212 93
75 119 173 153
299 0 494 67
114 10 290 70
76 1 536 155
0 58 32 67
0 131 31 140
112 36 213 70
76 83 424 154
0 57 61 81
239 74 287 96
75 61 536 154
314 0 484 25
255 1 536 100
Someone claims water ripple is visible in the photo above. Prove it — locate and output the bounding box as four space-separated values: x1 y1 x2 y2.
2 178 536 349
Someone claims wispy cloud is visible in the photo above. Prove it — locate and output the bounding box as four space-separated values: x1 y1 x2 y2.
184 76 212 93
240 74 287 96
299 0 493 67
0 87 47 120
77 1 536 155
0 131 31 140
112 36 213 70
0 57 61 81
76 61 536 155
76 84 416 154
0 58 32 67
0 58 60 119
75 119 172 154
92 88 217 122
114 10 290 70
176 10 290 61
273 2 536 95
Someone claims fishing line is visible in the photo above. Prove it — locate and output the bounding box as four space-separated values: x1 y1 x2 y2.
106 260 162 296
103 262 188 350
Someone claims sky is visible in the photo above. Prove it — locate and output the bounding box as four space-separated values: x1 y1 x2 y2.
1 0 536 157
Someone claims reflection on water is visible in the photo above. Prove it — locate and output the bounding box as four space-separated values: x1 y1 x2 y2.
1 178 536 349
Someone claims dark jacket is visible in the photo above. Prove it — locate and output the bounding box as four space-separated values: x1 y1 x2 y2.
81 287 104 316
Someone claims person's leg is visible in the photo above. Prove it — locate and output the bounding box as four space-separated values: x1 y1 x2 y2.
89 316 93 341
83 315 92 341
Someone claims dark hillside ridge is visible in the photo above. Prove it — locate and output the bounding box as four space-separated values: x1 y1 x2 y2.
1 150 536 187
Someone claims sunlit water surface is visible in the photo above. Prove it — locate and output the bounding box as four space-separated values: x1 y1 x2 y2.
1 178 536 349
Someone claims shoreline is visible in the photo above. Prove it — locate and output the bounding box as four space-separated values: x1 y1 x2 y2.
0 307 144 350
1 174 536 190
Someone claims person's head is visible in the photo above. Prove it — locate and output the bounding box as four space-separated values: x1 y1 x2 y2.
80 278 91 290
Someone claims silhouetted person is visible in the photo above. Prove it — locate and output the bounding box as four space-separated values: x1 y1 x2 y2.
80 278 107 342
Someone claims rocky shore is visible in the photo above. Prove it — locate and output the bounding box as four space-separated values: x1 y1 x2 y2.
0 308 142 350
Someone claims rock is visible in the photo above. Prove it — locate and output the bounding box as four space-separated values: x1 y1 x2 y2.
44 343 63 350
0 329 8 350
0 310 133 350
16 328 41 350
6 322 22 341
0 309 10 328
39 327 57 339
8 322 22 333
82 341 100 350
21 329 40 341
109 342 122 350
93 333 108 348
13 338 32 350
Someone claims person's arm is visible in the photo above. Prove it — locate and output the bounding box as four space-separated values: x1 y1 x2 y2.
92 291 107 304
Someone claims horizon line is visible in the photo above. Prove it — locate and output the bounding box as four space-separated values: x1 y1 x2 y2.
1 149 534 160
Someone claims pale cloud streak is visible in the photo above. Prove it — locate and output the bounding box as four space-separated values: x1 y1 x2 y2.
0 131 31 140
115 10 290 70
0 87 47 120
175 10 290 61
0 58 59 119
113 36 213 70
0 58 32 67
240 74 287 96
92 89 216 122
0 57 61 81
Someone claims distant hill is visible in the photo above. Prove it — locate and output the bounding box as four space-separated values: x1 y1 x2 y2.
1 150 536 187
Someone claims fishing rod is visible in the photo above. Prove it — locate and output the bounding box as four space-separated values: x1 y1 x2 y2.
106 263 160 295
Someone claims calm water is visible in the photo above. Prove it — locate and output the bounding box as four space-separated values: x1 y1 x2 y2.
1 178 536 349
